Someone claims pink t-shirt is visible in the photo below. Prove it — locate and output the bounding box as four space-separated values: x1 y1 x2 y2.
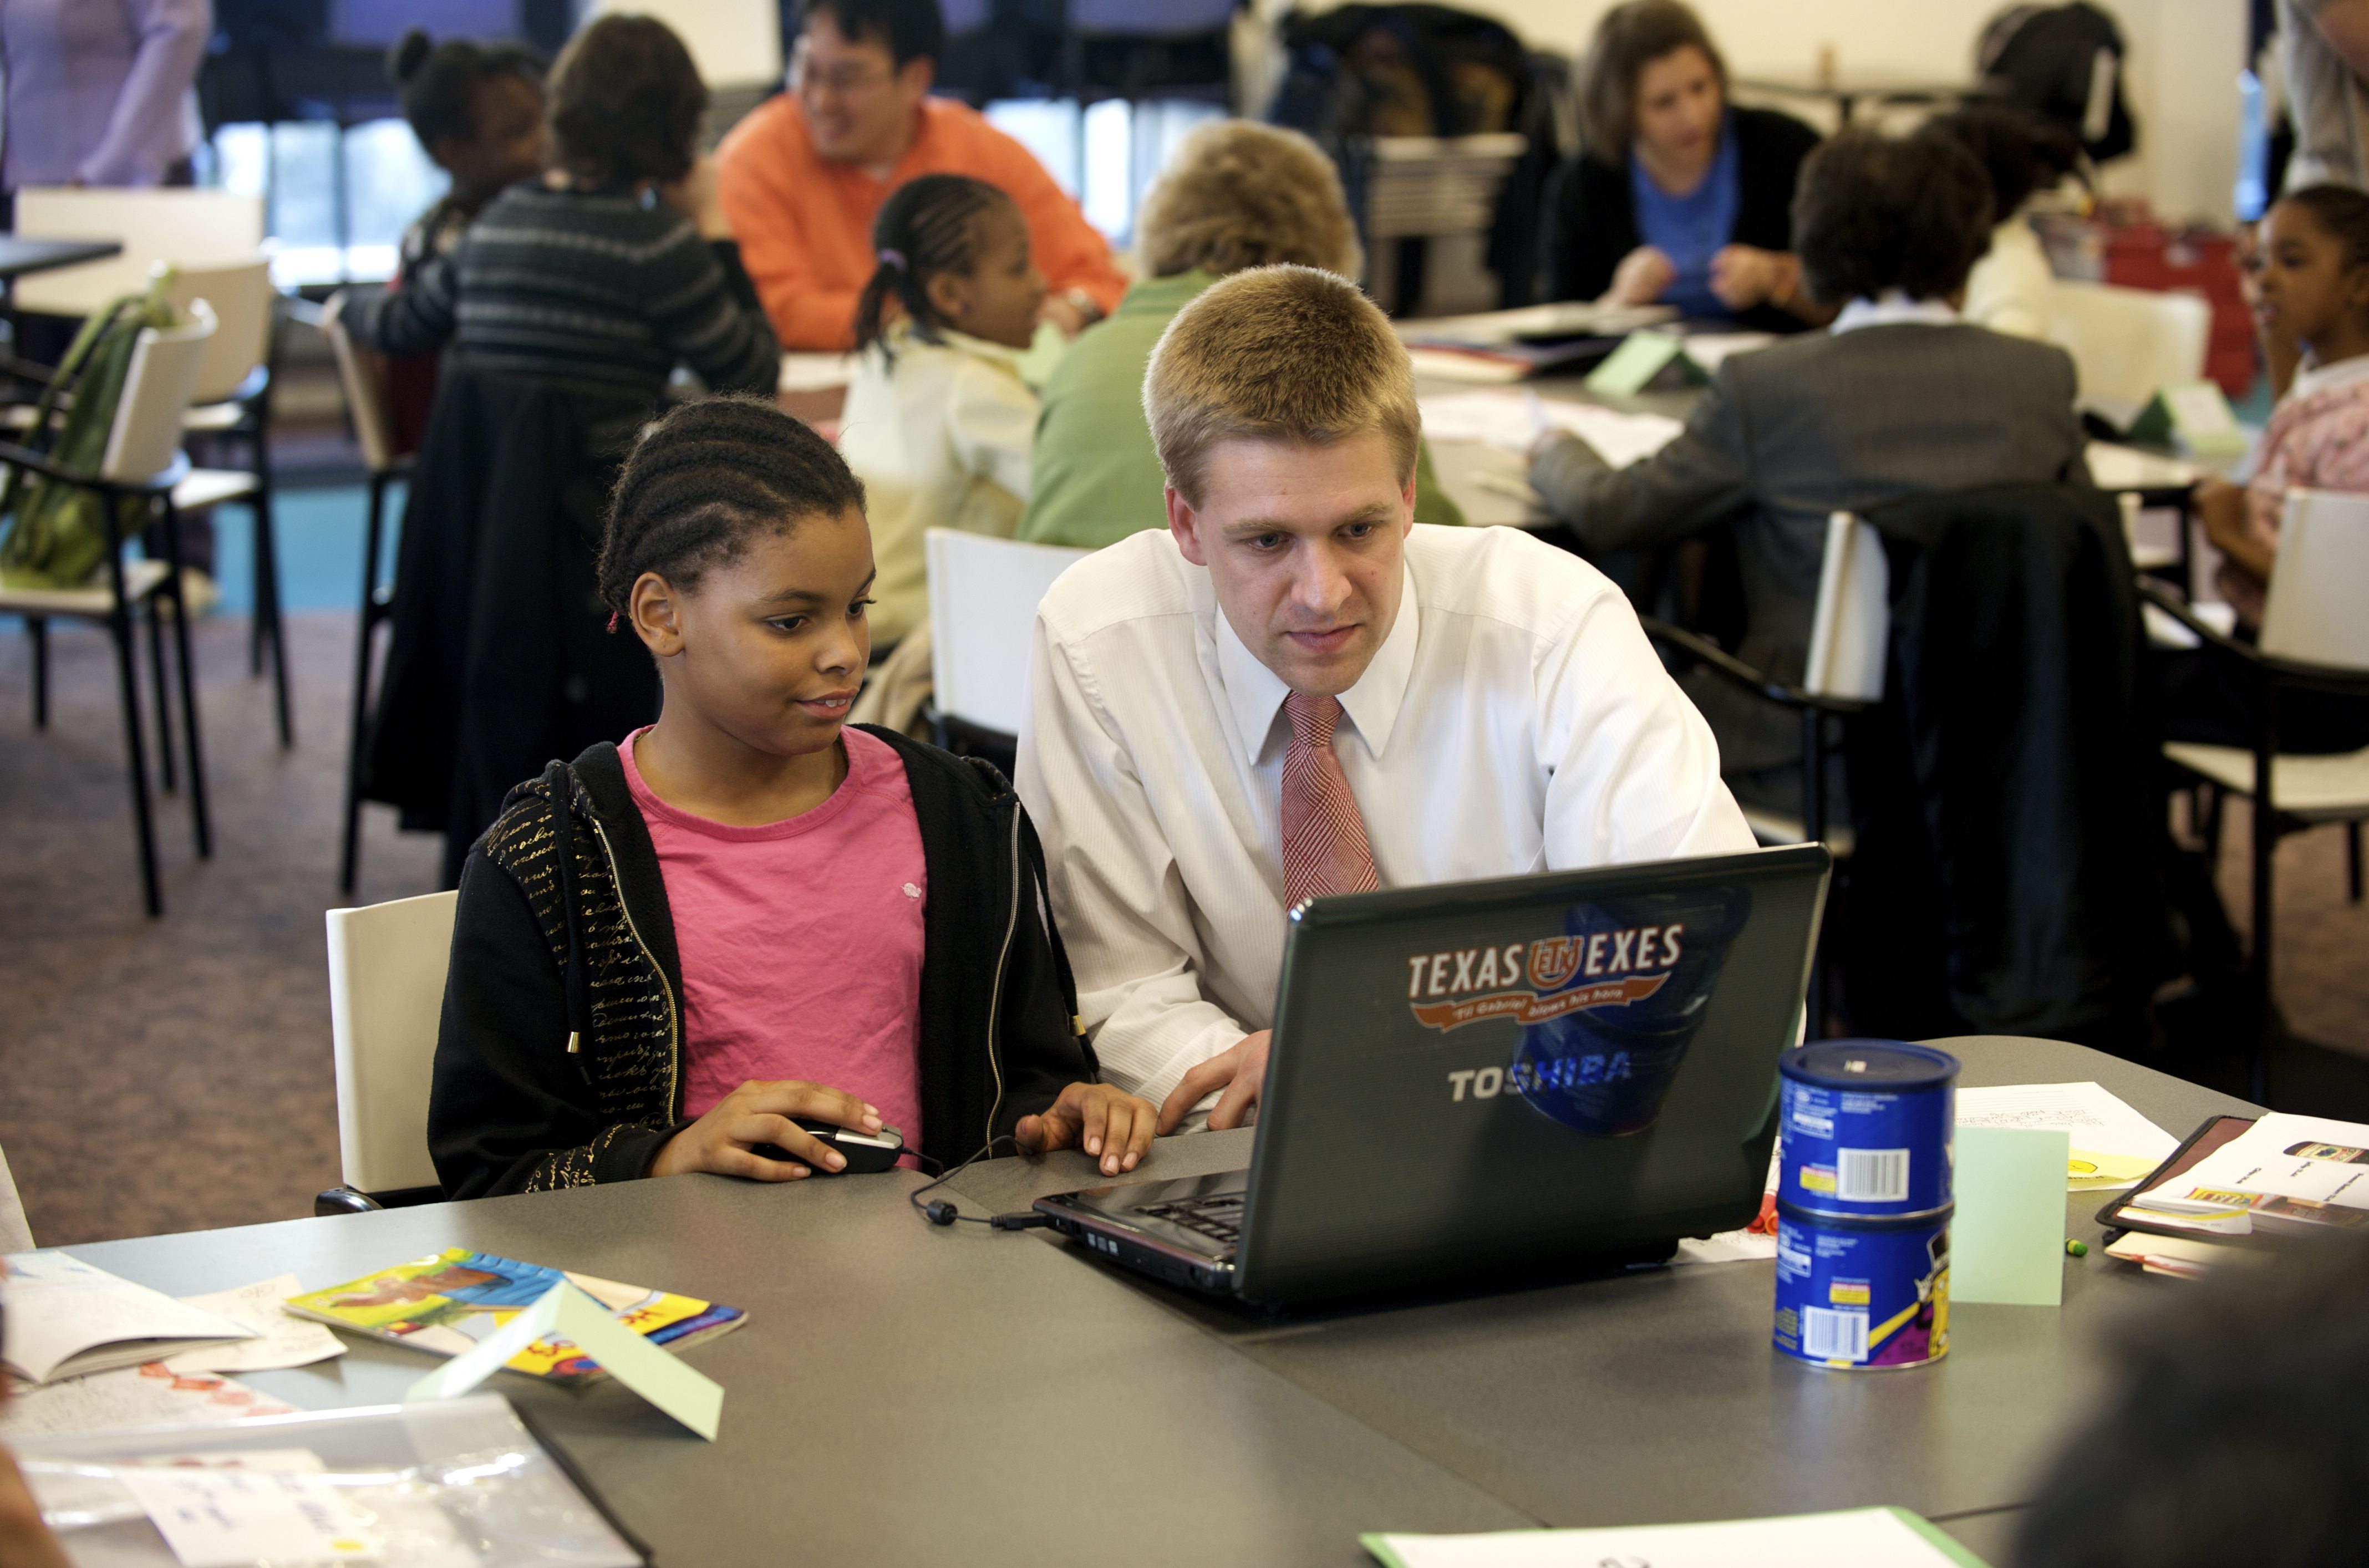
620 727 928 1147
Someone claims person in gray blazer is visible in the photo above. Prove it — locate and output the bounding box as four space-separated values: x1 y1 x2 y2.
1529 124 2091 812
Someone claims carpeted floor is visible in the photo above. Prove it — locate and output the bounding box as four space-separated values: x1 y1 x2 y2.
1 610 441 1248
2 606 2366 1248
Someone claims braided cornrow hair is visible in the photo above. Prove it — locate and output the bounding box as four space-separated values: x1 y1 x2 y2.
596 395 866 619
851 173 1016 356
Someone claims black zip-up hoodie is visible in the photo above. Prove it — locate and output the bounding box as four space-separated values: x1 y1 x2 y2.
428 728 1097 1199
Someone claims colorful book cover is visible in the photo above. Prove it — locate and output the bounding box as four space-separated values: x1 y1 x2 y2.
282 1249 744 1383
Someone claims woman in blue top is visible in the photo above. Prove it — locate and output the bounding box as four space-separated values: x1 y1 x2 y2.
1541 0 1831 332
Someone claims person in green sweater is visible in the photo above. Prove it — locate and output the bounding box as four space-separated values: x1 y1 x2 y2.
1019 119 1466 547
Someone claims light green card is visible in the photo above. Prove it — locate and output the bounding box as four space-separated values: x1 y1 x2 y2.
404 1282 724 1439
2126 381 2248 460
1584 329 1689 398
1953 1125 2070 1306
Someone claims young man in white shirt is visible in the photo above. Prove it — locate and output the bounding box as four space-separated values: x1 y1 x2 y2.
1016 265 1755 1134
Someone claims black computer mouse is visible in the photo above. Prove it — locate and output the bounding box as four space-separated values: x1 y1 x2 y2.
750 1119 906 1174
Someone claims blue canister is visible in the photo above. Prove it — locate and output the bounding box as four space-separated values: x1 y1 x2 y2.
1777 1040 1958 1220
1773 1203 1951 1371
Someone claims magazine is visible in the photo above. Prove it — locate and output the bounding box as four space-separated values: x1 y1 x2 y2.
2124 1113 2369 1237
282 1249 743 1383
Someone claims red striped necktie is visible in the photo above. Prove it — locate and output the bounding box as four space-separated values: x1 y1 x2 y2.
1280 691 1380 909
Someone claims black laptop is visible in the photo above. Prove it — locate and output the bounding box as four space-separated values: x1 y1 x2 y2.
1035 844 1832 1307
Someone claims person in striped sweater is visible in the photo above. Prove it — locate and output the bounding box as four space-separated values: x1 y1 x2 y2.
343 13 779 456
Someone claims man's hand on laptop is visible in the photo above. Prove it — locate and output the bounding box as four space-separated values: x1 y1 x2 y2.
1157 1031 1270 1135
1015 1082 1158 1177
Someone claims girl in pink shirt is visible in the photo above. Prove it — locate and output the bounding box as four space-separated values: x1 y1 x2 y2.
2174 185 2369 756
2199 186 2369 628
428 396 1153 1199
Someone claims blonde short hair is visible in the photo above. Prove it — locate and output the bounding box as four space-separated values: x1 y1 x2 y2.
1134 120 1364 280
1143 265 1419 508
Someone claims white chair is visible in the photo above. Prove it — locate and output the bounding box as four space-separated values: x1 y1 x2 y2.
322 293 415 894
0 302 219 915
317 889 459 1214
0 1139 34 1254
2045 280 2212 416
166 258 289 746
924 530 1091 752
2149 489 2369 1094
8 189 267 318
1640 510 1887 1034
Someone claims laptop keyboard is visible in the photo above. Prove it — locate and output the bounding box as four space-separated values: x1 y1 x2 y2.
1137 1192 1245 1246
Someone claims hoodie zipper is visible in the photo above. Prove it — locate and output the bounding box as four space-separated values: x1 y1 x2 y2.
983 799 1022 1147
589 812 682 1117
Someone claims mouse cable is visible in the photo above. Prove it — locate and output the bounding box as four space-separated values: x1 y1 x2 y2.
907 1135 1052 1230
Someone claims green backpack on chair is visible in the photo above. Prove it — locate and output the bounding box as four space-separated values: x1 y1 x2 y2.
0 271 185 590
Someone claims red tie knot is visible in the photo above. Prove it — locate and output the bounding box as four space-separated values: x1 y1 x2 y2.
1284 690 1344 747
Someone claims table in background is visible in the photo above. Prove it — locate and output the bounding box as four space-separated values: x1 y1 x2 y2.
0 238 123 287
52 1037 2254 1565
0 238 124 334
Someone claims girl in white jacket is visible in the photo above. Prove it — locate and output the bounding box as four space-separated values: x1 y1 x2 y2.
839 174 1048 651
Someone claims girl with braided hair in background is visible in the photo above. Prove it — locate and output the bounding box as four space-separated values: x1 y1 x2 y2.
839 174 1047 653
427 395 1156 1201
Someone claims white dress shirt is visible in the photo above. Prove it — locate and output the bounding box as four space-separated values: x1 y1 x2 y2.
1016 523 1756 1109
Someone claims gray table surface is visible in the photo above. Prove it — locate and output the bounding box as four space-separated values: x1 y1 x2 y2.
42 1037 2253 1565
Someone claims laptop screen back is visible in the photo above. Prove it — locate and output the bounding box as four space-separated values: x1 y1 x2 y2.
1234 844 1829 1305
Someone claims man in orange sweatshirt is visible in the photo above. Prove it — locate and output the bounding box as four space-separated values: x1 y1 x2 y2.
718 0 1128 352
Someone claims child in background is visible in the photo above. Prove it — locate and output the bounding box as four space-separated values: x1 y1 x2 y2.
1928 104 2082 341
2172 184 2369 753
428 396 1153 1199
837 175 1045 653
342 14 778 460
379 30 547 449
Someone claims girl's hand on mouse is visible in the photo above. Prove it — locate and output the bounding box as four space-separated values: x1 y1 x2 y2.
649 1080 883 1180
1014 1082 1158 1177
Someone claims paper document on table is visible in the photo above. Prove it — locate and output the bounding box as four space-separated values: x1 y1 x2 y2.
777 352 855 391
1419 390 1685 466
164 1276 345 1374
0 1364 296 1439
0 1253 256 1384
113 1459 381 1566
1363 1505 1987 1567
2128 1112 2369 1234
1674 331 1776 372
1955 1082 2178 1189
2085 441 2202 491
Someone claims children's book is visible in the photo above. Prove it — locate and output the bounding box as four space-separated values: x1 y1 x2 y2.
282 1249 744 1383
1 1253 257 1384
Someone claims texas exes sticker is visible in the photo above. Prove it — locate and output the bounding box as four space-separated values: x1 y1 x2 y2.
1405 925 1686 1032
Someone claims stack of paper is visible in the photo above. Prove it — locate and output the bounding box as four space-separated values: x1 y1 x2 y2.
0 1364 296 1439
1955 1082 2177 1190
2101 1231 2260 1280
1364 1505 1986 1566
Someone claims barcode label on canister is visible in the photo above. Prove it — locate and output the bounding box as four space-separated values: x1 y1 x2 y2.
1836 1147 1910 1203
1801 1305 1870 1362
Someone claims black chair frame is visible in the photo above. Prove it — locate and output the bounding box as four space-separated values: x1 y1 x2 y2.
1636 615 1870 1037
2139 577 2369 1101
314 1182 441 1216
1 440 212 915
